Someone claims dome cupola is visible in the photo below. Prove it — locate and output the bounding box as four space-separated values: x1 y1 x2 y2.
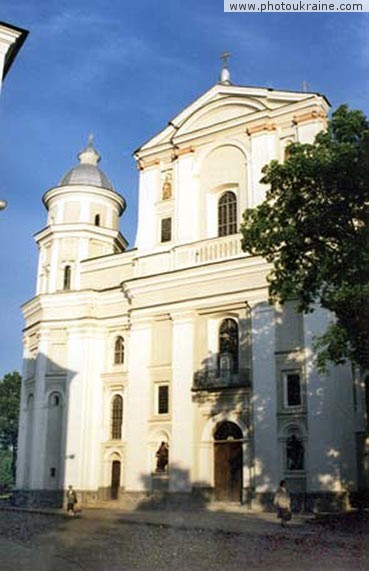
59 135 114 190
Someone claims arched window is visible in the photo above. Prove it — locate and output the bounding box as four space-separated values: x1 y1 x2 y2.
286 432 304 471
114 336 124 365
63 266 71 290
111 395 123 440
94 214 100 226
219 318 239 374
49 392 61 407
218 191 237 237
214 421 243 441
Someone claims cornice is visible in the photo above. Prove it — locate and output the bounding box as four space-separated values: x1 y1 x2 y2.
293 109 327 125
134 95 329 163
34 223 121 244
42 184 126 215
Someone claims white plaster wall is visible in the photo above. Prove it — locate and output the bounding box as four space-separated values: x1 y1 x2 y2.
135 168 160 251
170 312 196 492
199 144 247 240
63 329 90 490
249 132 278 207
252 303 279 492
16 345 32 488
297 120 325 144
304 310 357 492
47 238 60 294
29 332 49 488
78 330 105 491
175 154 198 244
44 393 63 489
124 319 152 491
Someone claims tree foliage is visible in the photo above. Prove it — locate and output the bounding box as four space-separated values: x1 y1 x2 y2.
241 105 369 371
0 371 21 483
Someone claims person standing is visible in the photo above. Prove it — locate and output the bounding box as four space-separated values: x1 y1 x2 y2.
274 480 291 527
66 485 77 516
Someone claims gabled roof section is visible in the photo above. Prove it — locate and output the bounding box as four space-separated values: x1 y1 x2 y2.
135 83 330 159
0 22 28 81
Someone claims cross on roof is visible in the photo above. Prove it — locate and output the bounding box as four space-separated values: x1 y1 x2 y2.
220 51 231 68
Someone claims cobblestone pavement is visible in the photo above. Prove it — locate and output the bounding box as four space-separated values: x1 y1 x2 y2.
0 508 367 570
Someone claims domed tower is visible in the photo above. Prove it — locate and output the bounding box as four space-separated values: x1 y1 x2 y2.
35 138 127 294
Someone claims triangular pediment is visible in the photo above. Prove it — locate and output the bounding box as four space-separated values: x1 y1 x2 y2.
136 83 324 156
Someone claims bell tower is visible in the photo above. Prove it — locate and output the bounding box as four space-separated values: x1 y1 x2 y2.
35 138 127 294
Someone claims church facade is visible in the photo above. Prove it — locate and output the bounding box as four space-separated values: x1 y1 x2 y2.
16 76 367 509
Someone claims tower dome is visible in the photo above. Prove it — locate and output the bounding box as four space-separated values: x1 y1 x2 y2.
59 136 114 190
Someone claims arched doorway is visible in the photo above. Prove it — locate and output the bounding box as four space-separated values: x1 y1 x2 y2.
111 460 121 500
214 421 243 502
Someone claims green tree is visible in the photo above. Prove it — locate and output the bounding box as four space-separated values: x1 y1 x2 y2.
241 104 369 398
0 371 21 486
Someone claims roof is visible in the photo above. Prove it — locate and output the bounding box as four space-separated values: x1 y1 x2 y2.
0 21 28 81
58 138 114 191
134 82 330 157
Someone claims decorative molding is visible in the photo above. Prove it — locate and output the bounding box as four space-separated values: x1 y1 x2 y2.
293 110 327 125
137 158 160 170
246 122 277 136
171 146 195 161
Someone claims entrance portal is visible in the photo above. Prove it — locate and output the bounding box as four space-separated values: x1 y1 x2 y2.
214 421 243 502
111 460 121 500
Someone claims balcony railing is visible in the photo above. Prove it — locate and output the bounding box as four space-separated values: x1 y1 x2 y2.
174 234 243 269
133 234 245 277
192 367 251 391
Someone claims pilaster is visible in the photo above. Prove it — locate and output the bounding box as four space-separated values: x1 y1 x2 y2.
15 336 32 488
248 129 278 207
170 310 196 492
63 327 89 489
251 303 279 492
29 329 49 487
125 316 153 491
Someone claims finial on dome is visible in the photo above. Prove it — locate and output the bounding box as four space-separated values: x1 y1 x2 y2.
78 134 100 165
219 51 231 85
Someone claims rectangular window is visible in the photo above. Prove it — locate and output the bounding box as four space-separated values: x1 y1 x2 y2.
158 385 169 414
283 371 302 407
161 217 172 243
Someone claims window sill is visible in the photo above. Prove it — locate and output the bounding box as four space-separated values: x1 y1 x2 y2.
150 414 171 422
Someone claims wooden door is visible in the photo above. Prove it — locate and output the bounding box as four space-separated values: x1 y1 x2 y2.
111 460 121 500
214 441 242 502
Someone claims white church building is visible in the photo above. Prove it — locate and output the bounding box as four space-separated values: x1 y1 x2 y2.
15 68 367 510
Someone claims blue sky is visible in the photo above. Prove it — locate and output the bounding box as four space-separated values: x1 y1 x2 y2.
0 1 368 377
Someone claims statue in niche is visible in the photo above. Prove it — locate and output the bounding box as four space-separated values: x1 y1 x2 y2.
162 174 172 200
155 441 169 472
286 434 304 470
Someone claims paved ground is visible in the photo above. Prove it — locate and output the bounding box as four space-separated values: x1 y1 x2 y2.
0 506 367 570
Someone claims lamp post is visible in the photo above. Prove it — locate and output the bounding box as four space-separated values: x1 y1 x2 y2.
0 199 7 211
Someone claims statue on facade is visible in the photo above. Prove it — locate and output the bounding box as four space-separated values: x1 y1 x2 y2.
286 434 304 470
155 441 169 472
162 174 172 200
